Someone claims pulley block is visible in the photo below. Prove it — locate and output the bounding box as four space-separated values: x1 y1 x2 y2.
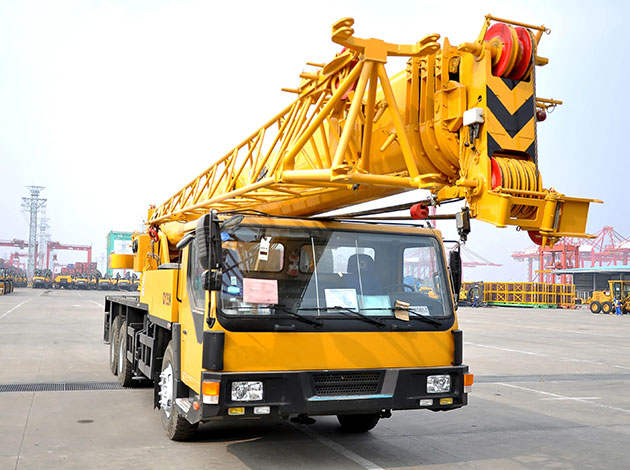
484 23 535 81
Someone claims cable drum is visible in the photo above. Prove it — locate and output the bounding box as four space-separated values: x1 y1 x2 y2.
491 156 541 219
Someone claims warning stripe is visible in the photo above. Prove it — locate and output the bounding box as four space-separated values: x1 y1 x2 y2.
486 87 535 138
485 77 536 160
487 134 536 161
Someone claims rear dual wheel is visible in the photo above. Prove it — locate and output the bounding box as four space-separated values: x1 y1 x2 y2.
590 302 602 314
108 315 121 375
601 301 614 315
117 320 134 387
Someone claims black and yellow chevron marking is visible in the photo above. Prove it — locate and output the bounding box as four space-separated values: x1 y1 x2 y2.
485 77 536 161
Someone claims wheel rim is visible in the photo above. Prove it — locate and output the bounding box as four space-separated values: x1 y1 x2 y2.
159 363 174 418
118 335 125 374
110 334 115 365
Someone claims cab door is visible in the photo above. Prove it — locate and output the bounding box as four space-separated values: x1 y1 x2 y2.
179 240 207 393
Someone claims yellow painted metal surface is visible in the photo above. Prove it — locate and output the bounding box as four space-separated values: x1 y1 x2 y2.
178 248 204 393
218 329 456 372
132 233 157 272
140 269 179 323
109 254 133 270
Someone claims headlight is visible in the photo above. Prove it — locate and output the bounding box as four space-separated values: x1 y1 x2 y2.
231 381 263 401
427 375 451 393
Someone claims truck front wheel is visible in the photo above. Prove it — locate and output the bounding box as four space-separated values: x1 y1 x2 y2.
337 413 380 433
159 342 198 441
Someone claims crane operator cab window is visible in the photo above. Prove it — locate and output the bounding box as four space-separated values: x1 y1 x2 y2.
217 225 453 331
188 237 207 311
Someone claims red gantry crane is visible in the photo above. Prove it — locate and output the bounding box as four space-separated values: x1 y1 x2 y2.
0 240 32 269
512 226 630 283
45 242 92 271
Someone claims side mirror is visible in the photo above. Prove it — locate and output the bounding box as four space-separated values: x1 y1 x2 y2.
196 210 222 291
448 245 462 302
196 210 222 271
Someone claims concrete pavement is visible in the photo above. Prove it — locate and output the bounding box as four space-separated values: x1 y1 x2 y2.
1 289 629 469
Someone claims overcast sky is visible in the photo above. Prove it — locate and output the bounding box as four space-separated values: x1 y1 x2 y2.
1 0 627 279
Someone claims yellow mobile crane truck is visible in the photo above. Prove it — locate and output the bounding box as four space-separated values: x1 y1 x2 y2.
104 16 598 440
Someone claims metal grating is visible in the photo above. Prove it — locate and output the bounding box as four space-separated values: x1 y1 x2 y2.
0 381 124 393
311 371 383 396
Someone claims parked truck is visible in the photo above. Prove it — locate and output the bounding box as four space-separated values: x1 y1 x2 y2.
104 15 597 440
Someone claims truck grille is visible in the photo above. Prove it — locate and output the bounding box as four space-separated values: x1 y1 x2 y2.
311 371 383 396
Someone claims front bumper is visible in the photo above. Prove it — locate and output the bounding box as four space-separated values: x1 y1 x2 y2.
194 366 468 422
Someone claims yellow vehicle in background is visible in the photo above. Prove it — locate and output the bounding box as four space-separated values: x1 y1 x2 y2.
117 277 132 291
54 274 74 289
32 269 52 288
588 280 630 314
14 269 28 287
103 15 596 441
74 274 90 290
0 268 15 294
98 277 113 290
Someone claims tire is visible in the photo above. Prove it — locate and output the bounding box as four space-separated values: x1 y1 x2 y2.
602 301 613 315
590 301 602 314
159 342 198 441
337 413 380 433
109 315 121 375
117 320 134 387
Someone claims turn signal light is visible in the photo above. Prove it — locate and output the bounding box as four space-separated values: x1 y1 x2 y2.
202 380 220 404
464 373 474 393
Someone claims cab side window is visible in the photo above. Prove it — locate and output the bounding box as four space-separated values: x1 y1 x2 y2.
187 238 206 311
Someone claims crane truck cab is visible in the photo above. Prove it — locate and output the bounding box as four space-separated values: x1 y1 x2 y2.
105 213 470 440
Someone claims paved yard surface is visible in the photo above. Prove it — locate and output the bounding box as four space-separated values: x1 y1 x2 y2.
1 289 628 469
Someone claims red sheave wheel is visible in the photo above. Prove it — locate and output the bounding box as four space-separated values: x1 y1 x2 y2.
507 27 533 80
484 23 517 77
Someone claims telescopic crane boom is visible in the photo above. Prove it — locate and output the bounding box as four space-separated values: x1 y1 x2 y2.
149 15 598 249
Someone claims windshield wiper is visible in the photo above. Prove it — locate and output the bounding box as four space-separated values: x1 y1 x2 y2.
274 306 323 327
300 306 386 327
392 306 441 326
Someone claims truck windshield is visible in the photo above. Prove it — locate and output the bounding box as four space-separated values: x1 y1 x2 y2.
218 225 452 321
